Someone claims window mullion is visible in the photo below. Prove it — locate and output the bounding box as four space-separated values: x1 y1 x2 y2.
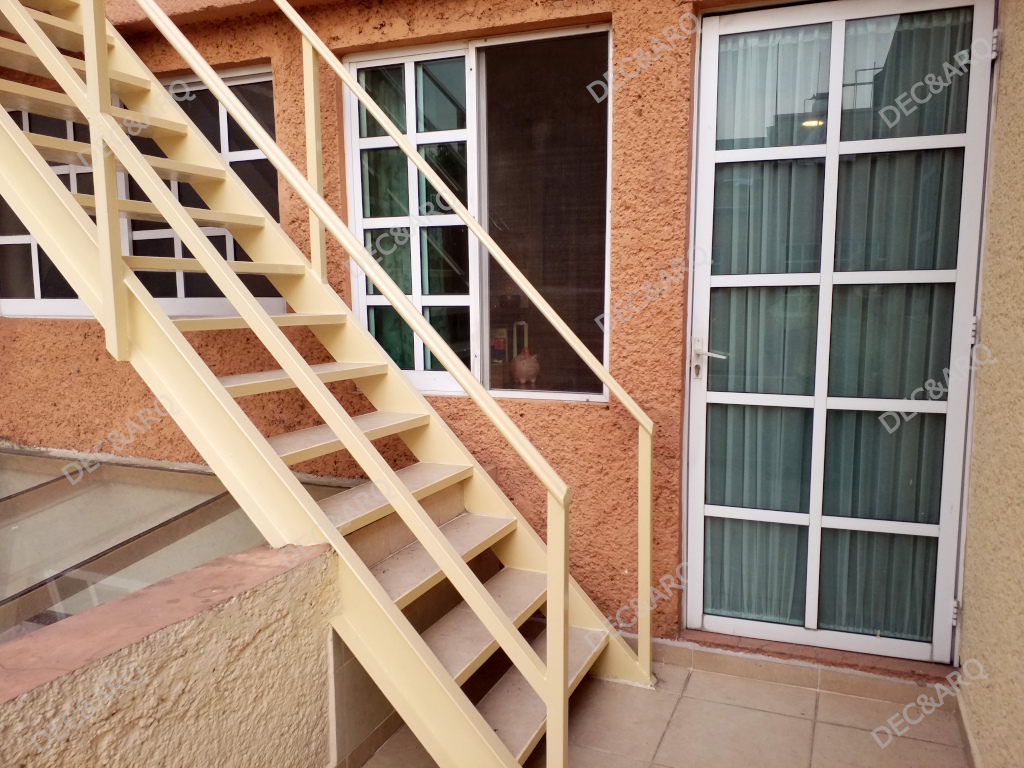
805 18 847 631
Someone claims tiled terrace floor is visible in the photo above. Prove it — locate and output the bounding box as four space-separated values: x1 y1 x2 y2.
364 662 967 768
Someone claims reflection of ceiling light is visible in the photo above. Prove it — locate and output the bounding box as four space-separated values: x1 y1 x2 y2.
802 119 825 127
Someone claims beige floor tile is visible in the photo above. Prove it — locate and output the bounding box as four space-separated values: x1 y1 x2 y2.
692 649 819 688
652 662 690 695
682 669 817 719
817 691 962 747
811 722 968 768
523 742 652 767
653 697 813 768
567 677 680 761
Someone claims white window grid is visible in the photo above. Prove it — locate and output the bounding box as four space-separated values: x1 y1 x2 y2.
686 0 995 663
0 67 284 319
343 25 613 400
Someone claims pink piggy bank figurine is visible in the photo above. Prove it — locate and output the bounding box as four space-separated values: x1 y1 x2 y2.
509 347 539 385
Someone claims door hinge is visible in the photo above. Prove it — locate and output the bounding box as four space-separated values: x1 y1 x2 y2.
952 598 961 626
992 29 1001 60
970 316 979 346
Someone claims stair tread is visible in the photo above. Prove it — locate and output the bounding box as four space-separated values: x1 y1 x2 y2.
74 194 264 229
423 567 547 685
123 255 303 275
0 37 147 95
219 360 387 397
268 411 430 465
0 80 185 137
172 313 346 332
0 7 116 53
373 512 516 608
320 461 472 531
477 626 608 762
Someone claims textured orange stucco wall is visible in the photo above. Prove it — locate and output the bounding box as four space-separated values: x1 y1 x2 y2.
0 0 696 639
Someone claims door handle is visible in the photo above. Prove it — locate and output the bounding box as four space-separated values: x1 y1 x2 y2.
692 338 726 380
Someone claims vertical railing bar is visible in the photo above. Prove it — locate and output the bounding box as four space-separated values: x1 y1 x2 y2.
638 426 654 680
546 491 570 768
82 0 128 359
303 37 327 283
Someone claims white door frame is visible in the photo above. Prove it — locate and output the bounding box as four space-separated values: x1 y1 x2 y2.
685 0 995 663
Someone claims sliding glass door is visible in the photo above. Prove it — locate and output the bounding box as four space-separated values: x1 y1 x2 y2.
687 0 994 662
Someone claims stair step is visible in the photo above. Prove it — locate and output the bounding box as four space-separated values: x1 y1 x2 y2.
0 37 148 97
219 360 388 398
424 567 547 685
0 7 116 53
320 462 473 532
25 133 226 183
0 80 185 138
172 313 346 332
21 0 79 13
123 255 303 276
268 411 430 465
478 626 609 762
74 194 264 230
373 512 517 609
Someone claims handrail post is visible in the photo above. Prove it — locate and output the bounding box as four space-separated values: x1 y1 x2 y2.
81 0 128 359
638 426 654 680
547 491 570 768
302 37 327 283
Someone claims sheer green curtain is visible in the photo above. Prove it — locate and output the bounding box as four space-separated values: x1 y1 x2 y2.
705 518 808 625
835 149 964 271
717 24 832 149
819 530 937 641
841 8 973 140
823 411 945 524
713 160 825 275
709 287 819 396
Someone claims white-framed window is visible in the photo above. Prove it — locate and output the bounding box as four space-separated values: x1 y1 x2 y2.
0 66 284 319
344 26 612 399
686 0 995 663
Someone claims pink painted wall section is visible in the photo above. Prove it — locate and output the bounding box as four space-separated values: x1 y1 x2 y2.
0 0 696 639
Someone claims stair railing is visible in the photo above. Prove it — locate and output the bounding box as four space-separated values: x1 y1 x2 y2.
13 0 658 759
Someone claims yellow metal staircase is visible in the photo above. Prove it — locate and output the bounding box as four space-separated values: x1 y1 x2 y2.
0 0 656 764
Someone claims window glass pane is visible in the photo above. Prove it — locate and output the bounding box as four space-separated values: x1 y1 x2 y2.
424 306 471 371
28 113 67 139
706 404 814 514
182 236 227 298
73 121 90 145
0 243 35 298
421 226 469 295
361 148 409 217
369 305 413 369
829 284 954 399
365 228 412 295
836 149 964 271
358 65 406 138
236 243 280 298
231 159 279 221
228 81 275 151
177 182 209 210
75 171 94 196
819 530 936 641
177 88 221 148
38 249 76 298
704 518 808 625
416 57 466 133
483 33 608 394
130 237 178 298
713 159 825 275
824 410 945 524
128 178 173 231
709 286 818 396
841 8 973 141
717 24 831 150
418 142 467 215
0 194 29 236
